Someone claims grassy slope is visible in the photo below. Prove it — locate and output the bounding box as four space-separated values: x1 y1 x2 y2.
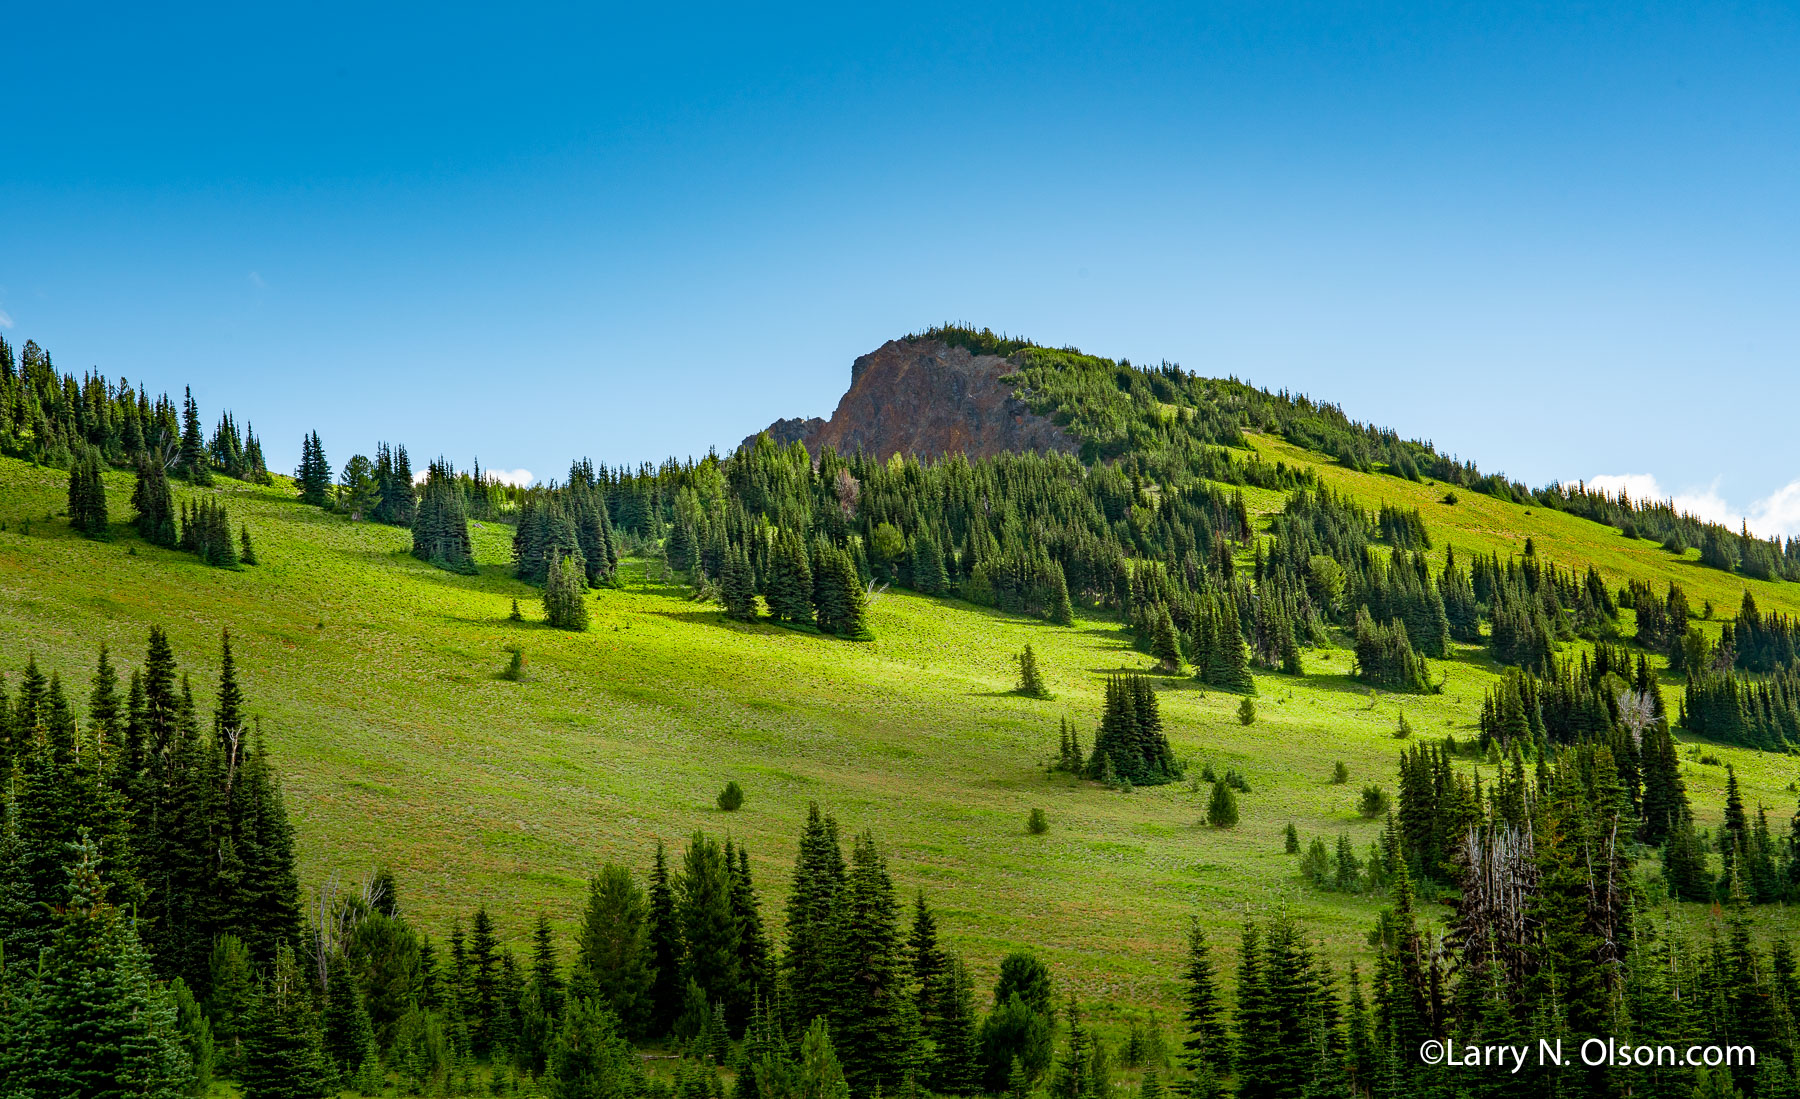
3 449 1799 1036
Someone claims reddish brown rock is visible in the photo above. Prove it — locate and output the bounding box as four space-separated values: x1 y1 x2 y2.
744 338 1077 461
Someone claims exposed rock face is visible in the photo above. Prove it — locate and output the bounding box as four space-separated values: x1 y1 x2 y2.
743 338 1078 461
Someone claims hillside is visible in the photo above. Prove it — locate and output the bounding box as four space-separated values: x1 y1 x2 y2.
5 434 1799 1031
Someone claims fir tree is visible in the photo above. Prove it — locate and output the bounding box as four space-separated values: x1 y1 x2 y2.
238 941 327 1099
67 446 111 538
178 387 212 485
2 836 196 1099
296 431 331 506
412 460 477 573
1017 644 1050 699
647 841 686 1036
721 544 759 622
1206 781 1239 828
132 456 178 547
544 551 591 631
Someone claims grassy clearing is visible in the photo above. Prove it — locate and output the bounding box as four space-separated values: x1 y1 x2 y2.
4 450 1800 1036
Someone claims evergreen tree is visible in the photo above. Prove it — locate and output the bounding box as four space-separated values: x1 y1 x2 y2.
678 832 741 1031
238 942 327 1099
320 951 379 1089
647 842 686 1036
544 551 591 631
2 836 196 1099
721 543 759 622
829 831 917 1095
785 804 847 1035
412 460 477 573
132 456 178 547
1178 920 1229 1078
766 531 816 625
296 431 331 506
1206 781 1239 828
67 445 111 538
178 388 212 485
1017 644 1050 699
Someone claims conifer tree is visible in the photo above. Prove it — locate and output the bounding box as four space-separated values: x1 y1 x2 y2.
1017 644 1050 699
784 804 847 1040
765 531 816 625
1206 781 1238 828
678 832 742 1030
1178 920 1229 1080
296 431 331 506
544 551 591 631
132 456 178 547
239 524 258 565
647 841 686 1036
828 831 915 1095
239 942 327 1099
178 387 212 485
721 544 759 622
412 460 477 574
320 951 379 1089
67 446 111 538
2 836 196 1099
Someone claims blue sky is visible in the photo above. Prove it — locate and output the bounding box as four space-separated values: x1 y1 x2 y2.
5 3 1797 530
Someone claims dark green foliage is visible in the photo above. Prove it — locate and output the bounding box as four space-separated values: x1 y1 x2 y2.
1 837 196 1099
67 445 111 538
578 864 656 1040
178 497 239 566
296 430 331 506
765 530 815 625
979 954 1055 1091
1016 644 1050 698
1358 785 1389 818
1178 920 1229 1079
1086 675 1179 786
720 544 759 621
717 781 745 811
1052 716 1086 775
336 453 380 518
1026 808 1048 835
239 942 327 1099
646 842 684 1037
239 523 258 565
320 952 379 1089
413 459 477 573
1206 781 1238 827
1352 607 1433 692
547 994 645 1099
1236 696 1255 725
812 540 871 638
544 551 591 631
1186 593 1253 692
372 442 417 527
132 456 178 547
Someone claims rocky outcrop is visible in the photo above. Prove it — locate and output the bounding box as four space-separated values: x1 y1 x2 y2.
743 338 1077 462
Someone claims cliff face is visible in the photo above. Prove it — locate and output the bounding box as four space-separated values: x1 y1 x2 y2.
744 338 1077 462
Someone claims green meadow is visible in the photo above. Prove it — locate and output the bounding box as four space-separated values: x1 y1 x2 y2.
4 443 1800 1034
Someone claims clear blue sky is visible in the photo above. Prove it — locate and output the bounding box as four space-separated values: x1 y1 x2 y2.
5 3 1796 527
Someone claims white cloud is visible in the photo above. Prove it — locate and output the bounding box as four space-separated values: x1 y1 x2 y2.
411 466 535 487
1585 472 1800 539
0 307 12 329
